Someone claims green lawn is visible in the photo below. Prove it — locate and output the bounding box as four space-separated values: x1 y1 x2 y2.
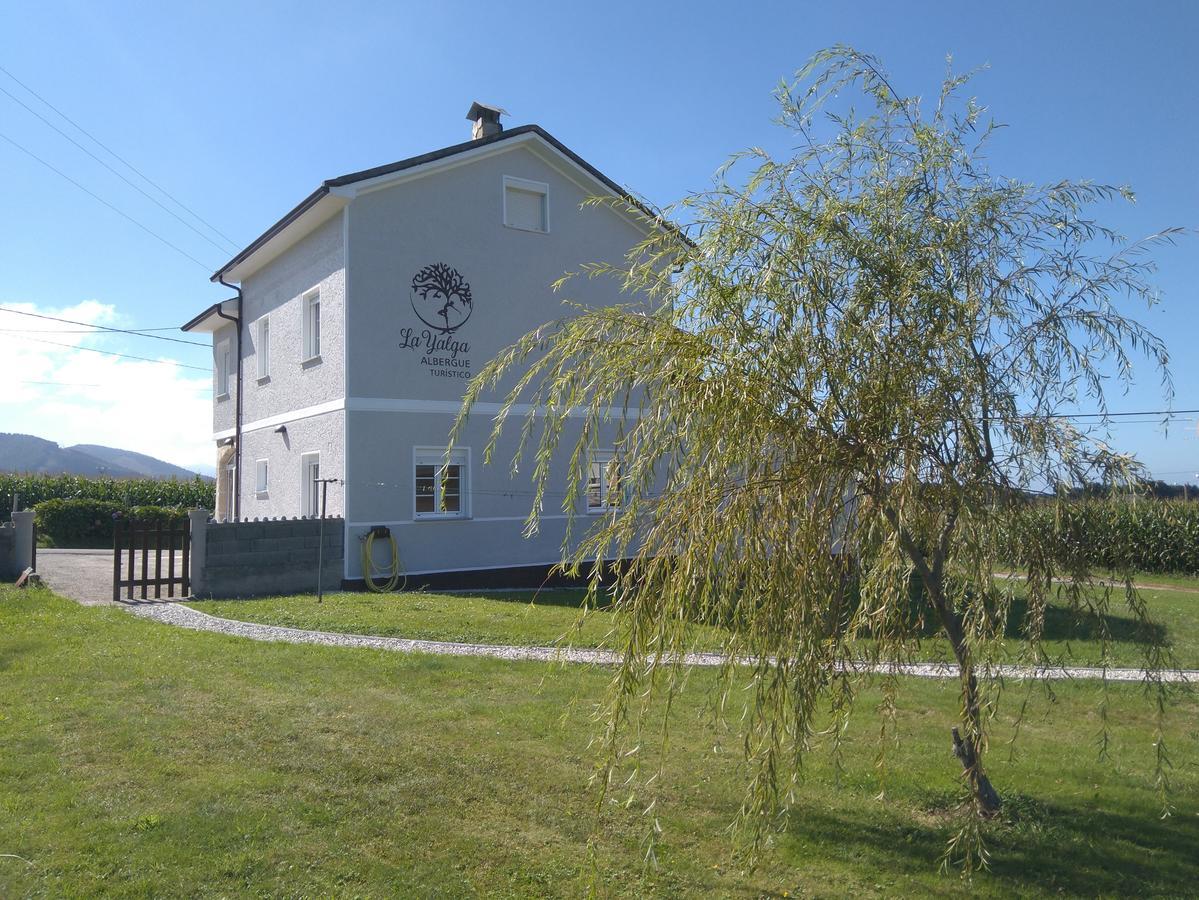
187 577 1199 668
192 588 637 649
2 586 1197 896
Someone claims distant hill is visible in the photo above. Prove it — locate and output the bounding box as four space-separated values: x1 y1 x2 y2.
67 444 202 481
0 433 209 481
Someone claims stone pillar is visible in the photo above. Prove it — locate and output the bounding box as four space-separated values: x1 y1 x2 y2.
189 508 209 597
11 510 34 573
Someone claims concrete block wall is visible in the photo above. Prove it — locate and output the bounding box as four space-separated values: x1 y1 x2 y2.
196 516 344 598
1 512 34 581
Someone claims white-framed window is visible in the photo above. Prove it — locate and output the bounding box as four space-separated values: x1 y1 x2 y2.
255 316 270 380
586 450 622 513
301 452 321 517
503 175 549 233
215 339 232 399
414 447 469 519
302 288 321 362
255 459 269 495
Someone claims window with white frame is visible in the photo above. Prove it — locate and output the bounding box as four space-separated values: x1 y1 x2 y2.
256 316 270 380
301 452 321 517
503 176 549 233
255 459 269 495
302 288 321 361
586 450 622 513
414 448 469 519
215 339 232 398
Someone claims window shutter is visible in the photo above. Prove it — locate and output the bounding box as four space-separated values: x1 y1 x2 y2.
504 178 549 232
257 318 270 379
216 340 231 396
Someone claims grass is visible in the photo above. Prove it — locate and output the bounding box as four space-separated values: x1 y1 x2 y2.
2 585 1197 896
192 588 636 648
187 576 1199 669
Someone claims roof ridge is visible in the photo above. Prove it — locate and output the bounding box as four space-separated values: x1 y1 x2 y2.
210 125 682 284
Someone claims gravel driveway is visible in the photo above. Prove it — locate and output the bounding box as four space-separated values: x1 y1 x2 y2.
36 549 115 606
36 547 188 606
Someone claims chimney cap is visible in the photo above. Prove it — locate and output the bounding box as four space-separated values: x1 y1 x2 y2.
466 101 507 123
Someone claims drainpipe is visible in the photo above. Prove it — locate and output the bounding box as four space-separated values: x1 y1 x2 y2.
216 278 244 521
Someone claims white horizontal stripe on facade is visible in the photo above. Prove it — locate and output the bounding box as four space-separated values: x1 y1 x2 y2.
212 397 346 440
212 396 640 441
347 515 569 528
345 397 639 419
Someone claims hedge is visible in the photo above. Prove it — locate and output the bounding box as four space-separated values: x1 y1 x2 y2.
1005 498 1199 575
1 473 213 513
34 499 190 548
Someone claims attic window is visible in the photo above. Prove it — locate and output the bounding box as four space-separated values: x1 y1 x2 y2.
503 176 549 233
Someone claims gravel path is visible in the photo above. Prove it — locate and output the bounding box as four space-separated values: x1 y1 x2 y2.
121 601 1197 683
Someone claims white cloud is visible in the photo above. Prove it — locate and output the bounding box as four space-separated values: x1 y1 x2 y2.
0 300 214 473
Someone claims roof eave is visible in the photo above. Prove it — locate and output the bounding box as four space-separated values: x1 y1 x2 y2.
210 185 331 284
181 298 240 334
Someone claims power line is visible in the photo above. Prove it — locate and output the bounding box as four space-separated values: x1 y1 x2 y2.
1056 408 1199 419
0 62 241 250
0 130 214 272
0 82 238 255
0 325 183 334
19 379 100 386
0 307 207 347
18 377 212 391
1088 419 1196 426
13 335 211 372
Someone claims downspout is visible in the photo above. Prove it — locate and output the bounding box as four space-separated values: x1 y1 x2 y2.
216 278 244 521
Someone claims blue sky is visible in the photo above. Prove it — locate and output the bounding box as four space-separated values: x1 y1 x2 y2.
1 0 1195 478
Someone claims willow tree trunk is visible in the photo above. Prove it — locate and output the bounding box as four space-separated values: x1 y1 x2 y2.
885 509 1003 815
928 583 1003 816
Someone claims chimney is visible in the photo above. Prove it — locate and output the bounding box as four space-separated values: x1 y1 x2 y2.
466 101 506 140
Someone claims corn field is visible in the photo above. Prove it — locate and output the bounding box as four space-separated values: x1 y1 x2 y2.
1006 498 1199 575
1 473 214 514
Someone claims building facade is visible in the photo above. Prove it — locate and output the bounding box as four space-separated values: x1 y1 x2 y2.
183 105 662 585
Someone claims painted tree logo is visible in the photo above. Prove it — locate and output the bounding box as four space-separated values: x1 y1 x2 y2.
410 262 473 334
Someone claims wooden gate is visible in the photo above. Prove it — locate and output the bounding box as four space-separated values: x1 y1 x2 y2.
113 518 190 602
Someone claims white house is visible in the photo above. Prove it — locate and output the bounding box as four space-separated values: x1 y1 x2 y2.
182 103 667 586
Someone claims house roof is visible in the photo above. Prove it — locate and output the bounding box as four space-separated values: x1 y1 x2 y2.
181 298 240 334
208 124 683 286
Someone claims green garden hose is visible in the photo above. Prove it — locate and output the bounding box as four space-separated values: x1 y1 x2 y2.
362 530 403 592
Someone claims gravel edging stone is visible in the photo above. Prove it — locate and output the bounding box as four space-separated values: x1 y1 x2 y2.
120 601 1197 683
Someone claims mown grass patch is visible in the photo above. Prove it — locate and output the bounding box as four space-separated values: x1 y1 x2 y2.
3 586 1196 897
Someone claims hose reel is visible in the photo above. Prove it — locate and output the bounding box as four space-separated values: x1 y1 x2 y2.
361 525 404 592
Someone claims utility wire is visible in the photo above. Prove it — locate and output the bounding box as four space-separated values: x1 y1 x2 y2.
0 130 214 271
0 62 241 250
1056 408 1199 419
0 325 183 334
19 379 100 386
18 377 212 390
14 335 211 371
0 307 207 347
0 83 238 255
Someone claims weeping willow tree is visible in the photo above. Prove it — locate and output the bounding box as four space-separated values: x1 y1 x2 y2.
454 47 1182 870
